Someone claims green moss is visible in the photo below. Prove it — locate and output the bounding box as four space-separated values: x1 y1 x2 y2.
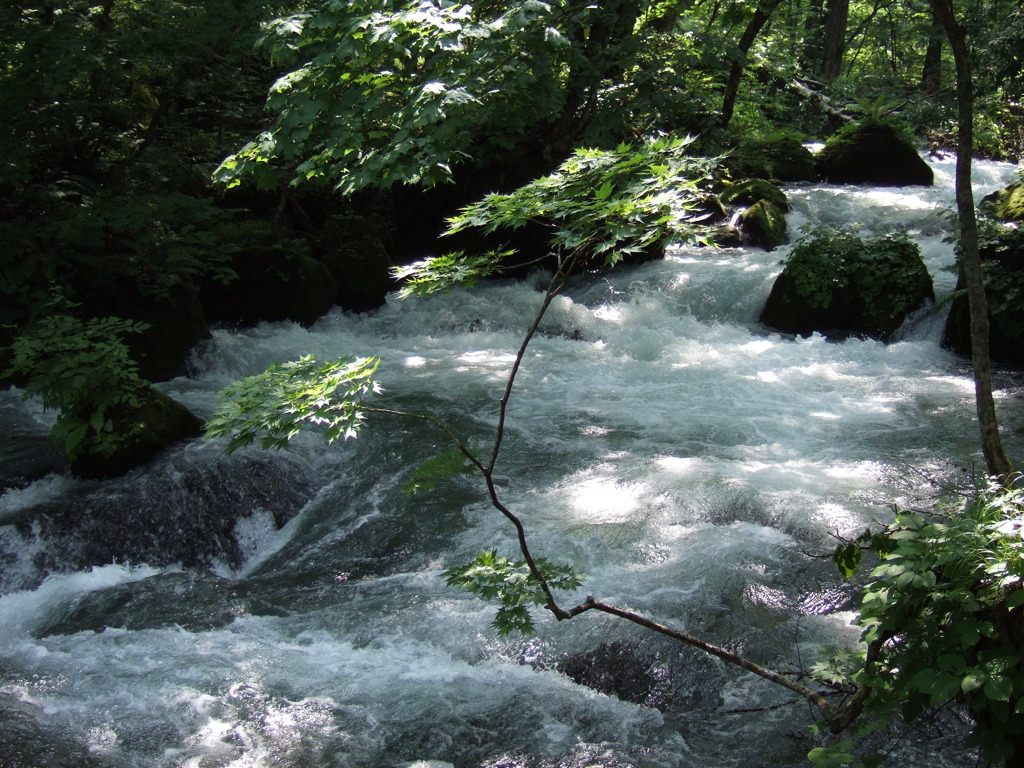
981 182 1024 224
817 123 933 186
740 199 788 251
720 179 789 212
727 134 818 182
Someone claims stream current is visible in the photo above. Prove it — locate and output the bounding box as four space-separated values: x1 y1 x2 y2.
1 156 1022 768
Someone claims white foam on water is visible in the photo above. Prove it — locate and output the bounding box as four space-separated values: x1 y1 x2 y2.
1 157 1020 768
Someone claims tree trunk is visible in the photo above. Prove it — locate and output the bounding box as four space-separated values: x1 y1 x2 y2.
801 0 826 75
822 0 850 80
719 0 785 132
920 8 944 94
927 0 1013 478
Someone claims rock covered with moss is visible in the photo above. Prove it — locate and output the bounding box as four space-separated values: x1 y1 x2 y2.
719 179 789 250
69 386 203 479
942 221 1024 367
726 134 818 182
981 181 1024 224
816 123 933 186
318 214 396 312
760 228 934 341
201 245 339 327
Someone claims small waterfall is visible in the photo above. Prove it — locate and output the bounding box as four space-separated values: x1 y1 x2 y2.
0 156 1020 768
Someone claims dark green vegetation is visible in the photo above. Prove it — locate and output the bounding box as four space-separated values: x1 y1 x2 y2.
761 228 935 341
3 0 1024 764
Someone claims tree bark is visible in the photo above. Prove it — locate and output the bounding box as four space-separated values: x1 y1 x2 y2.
719 0 785 132
801 0 826 75
822 0 850 80
927 0 1013 478
920 8 944 94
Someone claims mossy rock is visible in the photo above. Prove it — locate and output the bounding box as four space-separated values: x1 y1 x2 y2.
201 246 339 327
980 182 1024 224
816 123 933 186
761 229 935 341
739 199 788 251
318 214 396 312
69 387 203 479
65 279 210 382
727 135 818 182
942 223 1024 366
720 178 790 212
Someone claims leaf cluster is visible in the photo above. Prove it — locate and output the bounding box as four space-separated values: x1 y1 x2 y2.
4 314 151 461
215 0 569 194
443 550 584 635
394 137 722 294
969 220 1024 341
0 191 237 328
205 355 382 453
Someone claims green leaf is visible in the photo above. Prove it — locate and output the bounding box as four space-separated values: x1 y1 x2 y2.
985 675 1014 702
962 669 989 694
403 447 478 494
807 742 856 768
833 541 862 579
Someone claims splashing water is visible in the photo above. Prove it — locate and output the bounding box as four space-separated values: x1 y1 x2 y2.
1 155 1021 768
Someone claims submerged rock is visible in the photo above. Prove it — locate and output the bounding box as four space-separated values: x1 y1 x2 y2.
555 640 677 710
816 123 933 186
1 452 314 592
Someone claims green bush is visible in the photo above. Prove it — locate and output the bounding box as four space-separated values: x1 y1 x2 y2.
786 227 930 319
832 482 1024 765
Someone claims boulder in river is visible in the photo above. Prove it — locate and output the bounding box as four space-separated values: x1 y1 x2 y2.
201 245 339 327
981 181 1024 224
760 228 934 341
69 386 203 479
942 221 1024 367
726 134 819 182
816 122 934 186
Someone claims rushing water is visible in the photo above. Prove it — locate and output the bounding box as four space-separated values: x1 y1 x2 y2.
1 156 1022 768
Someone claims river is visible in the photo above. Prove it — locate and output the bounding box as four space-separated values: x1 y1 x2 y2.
1 155 1021 768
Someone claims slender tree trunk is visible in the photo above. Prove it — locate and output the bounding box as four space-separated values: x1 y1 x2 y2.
927 0 1013 478
822 0 849 79
719 0 785 132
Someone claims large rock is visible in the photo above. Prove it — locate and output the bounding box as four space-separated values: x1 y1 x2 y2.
720 179 790 250
981 182 1024 224
69 386 203 479
76 282 209 381
719 178 790 212
816 123 934 186
739 199 788 250
318 214 396 312
201 245 339 327
942 222 1024 367
727 135 818 182
761 229 934 341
